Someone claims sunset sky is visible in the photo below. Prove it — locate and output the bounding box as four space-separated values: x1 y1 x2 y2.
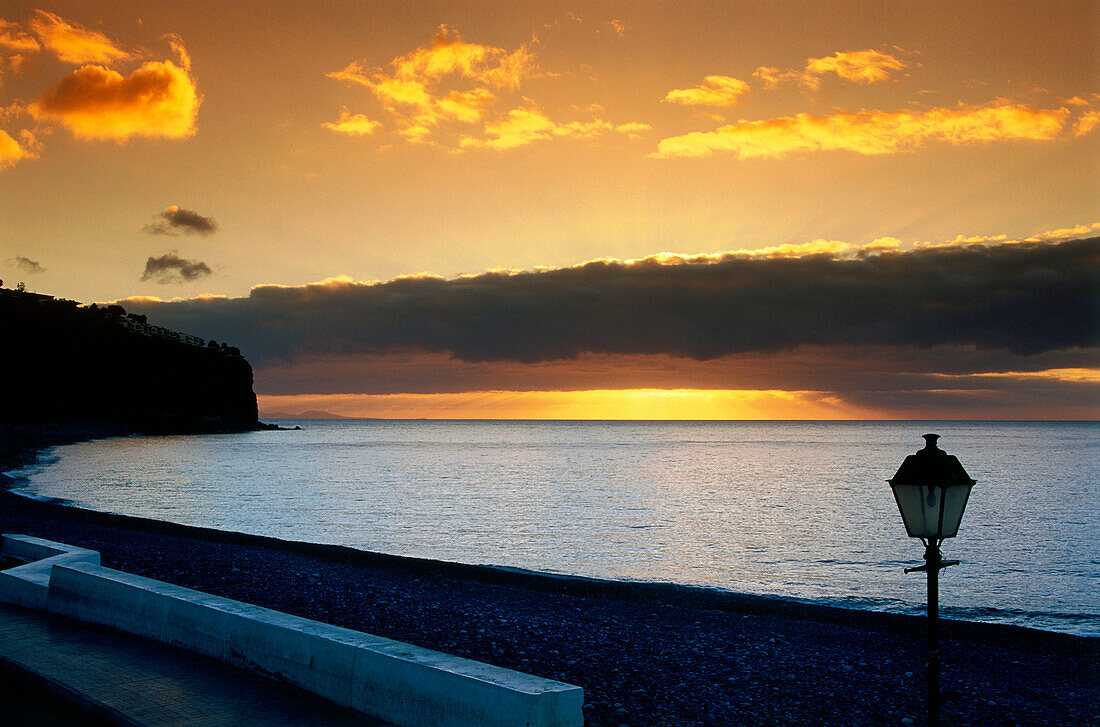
1 1 1097 419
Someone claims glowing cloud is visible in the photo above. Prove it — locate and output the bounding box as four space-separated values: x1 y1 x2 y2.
327 25 533 142
328 25 646 150
0 18 39 53
664 75 750 107
858 237 903 256
751 65 806 91
29 49 200 141
322 109 381 136
28 9 134 66
1073 110 1100 137
753 48 908 92
0 17 40 83
652 102 1069 159
460 107 650 150
805 49 908 85
0 128 35 168
391 25 534 89
1024 221 1100 242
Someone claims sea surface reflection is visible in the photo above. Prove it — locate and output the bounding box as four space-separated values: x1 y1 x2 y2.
12 420 1099 635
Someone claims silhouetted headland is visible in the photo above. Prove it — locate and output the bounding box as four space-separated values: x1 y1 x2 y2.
0 284 285 478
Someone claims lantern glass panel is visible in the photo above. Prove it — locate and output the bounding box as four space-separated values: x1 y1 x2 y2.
890 482 974 539
891 482 939 538
938 483 973 538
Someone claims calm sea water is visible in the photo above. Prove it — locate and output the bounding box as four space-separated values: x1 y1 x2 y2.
9 421 1098 635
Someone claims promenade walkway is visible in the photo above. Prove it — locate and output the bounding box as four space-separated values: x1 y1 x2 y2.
0 602 392 726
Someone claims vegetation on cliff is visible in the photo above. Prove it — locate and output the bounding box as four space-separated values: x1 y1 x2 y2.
0 285 260 434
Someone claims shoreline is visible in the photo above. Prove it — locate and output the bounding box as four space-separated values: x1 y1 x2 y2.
1 487 1091 643
1 482 1090 642
1 428 1097 725
0 420 290 488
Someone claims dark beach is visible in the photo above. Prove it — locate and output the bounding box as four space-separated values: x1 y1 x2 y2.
1 431 1097 727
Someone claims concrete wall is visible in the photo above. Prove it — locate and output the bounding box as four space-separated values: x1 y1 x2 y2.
0 535 583 727
0 534 100 610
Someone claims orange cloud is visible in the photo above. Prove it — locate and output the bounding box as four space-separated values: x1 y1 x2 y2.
327 25 533 142
1023 221 1100 242
328 25 646 150
0 17 40 84
459 107 553 150
751 65 806 91
653 101 1070 159
931 368 1100 384
913 233 1010 250
459 107 649 150
392 25 534 89
805 49 908 85
608 240 853 264
0 18 38 53
753 48 908 92
858 237 903 255
29 49 200 141
0 128 36 168
28 9 134 66
324 61 373 88
1073 109 1100 136
664 75 750 107
907 222 1100 250
322 109 381 136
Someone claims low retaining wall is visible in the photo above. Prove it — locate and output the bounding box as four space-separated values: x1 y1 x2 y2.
0 534 100 610
0 534 583 727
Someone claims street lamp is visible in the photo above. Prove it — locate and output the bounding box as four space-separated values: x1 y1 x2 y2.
888 433 975 727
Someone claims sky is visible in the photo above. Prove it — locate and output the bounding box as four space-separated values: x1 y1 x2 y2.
1 1 1097 419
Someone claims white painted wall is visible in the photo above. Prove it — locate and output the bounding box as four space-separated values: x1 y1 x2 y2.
0 535 584 727
0 534 100 610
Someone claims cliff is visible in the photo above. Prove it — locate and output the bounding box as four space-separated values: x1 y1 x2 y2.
0 287 261 435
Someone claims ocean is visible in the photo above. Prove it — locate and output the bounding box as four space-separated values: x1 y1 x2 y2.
9 420 1098 635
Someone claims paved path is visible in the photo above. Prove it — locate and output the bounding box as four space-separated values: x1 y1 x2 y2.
0 602 392 726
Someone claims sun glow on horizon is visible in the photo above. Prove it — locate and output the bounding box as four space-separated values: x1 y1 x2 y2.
258 388 877 420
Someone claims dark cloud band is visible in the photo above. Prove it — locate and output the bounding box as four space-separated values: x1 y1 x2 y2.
123 237 1099 365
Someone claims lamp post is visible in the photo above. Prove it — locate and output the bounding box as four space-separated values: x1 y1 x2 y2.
888 433 975 727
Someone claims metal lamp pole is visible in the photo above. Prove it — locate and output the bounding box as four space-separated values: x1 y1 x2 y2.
903 539 958 727
889 434 974 727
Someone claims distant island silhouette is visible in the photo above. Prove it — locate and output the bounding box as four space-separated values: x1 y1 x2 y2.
259 410 349 420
